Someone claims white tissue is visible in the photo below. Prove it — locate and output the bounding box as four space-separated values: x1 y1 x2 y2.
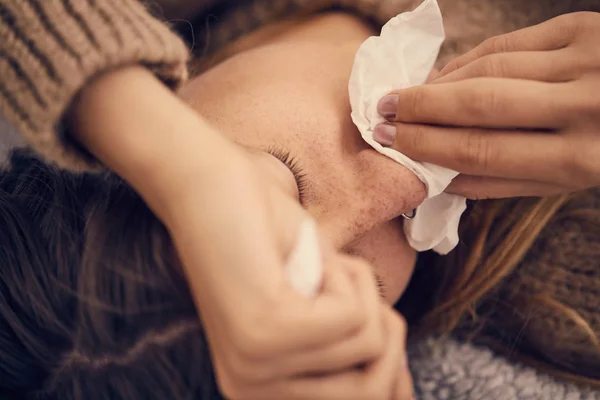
349 0 467 255
285 218 323 297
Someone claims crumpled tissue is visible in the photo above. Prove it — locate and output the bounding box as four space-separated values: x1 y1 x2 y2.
285 218 322 297
349 0 467 255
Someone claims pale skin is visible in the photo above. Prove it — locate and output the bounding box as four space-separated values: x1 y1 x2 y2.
65 7 600 400
69 12 416 400
180 13 425 302
375 12 600 199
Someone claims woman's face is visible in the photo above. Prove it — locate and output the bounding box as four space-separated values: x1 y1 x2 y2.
180 14 426 303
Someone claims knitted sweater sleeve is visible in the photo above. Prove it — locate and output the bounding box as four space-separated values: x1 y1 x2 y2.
0 0 189 171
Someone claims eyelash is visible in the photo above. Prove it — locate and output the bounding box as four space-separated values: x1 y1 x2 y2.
266 146 308 203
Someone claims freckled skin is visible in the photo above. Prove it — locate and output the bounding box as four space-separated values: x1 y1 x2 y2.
180 13 426 303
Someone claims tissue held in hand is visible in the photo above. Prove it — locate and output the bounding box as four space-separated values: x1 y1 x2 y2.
349 0 467 255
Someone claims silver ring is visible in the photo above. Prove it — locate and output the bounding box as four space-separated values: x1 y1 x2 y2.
401 209 417 220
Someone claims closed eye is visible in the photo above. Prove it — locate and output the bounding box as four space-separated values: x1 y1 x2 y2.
266 146 309 204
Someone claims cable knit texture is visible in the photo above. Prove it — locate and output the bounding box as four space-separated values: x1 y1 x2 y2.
0 0 189 170
409 338 600 400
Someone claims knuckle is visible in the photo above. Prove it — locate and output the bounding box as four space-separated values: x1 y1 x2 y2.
554 13 588 42
373 388 389 400
347 256 376 285
399 123 428 159
390 310 408 343
399 386 416 400
575 88 600 118
344 305 367 335
217 374 247 400
351 300 369 329
231 318 275 362
483 54 507 77
396 312 408 334
233 356 275 384
223 346 267 383
353 256 373 273
463 86 501 122
569 11 600 31
404 87 427 121
361 381 387 400
486 34 513 54
448 175 485 200
559 141 581 186
234 336 265 362
561 139 598 189
480 87 502 116
360 324 385 360
442 59 460 75
340 269 368 324
455 130 493 172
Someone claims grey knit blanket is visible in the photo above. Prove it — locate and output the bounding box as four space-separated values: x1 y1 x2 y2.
409 338 600 400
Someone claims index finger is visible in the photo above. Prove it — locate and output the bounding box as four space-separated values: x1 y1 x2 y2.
438 14 578 78
387 78 567 129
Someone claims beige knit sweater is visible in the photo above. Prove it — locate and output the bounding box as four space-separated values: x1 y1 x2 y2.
1 0 599 385
0 0 425 170
0 0 191 170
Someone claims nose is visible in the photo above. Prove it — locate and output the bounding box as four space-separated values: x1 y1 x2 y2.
314 150 426 249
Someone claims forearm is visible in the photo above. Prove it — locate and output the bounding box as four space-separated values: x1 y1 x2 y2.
71 11 374 220
70 66 238 223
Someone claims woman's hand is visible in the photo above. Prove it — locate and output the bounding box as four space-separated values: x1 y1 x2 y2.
168 150 413 400
70 66 413 399
375 12 600 199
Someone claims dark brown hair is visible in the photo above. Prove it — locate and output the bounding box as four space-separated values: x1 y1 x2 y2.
0 149 223 399
399 195 600 385
1 148 598 398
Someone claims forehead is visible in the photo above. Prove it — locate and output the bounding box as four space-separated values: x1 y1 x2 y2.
181 54 355 161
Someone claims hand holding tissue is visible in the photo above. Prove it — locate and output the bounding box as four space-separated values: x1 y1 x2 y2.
349 0 466 255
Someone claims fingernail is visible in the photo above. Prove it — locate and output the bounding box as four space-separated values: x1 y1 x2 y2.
377 94 399 119
373 123 396 146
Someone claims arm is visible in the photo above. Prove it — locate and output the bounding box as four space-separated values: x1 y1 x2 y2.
68 11 415 400
0 0 189 171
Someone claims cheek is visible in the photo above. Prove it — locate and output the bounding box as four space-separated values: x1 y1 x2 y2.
346 219 417 304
